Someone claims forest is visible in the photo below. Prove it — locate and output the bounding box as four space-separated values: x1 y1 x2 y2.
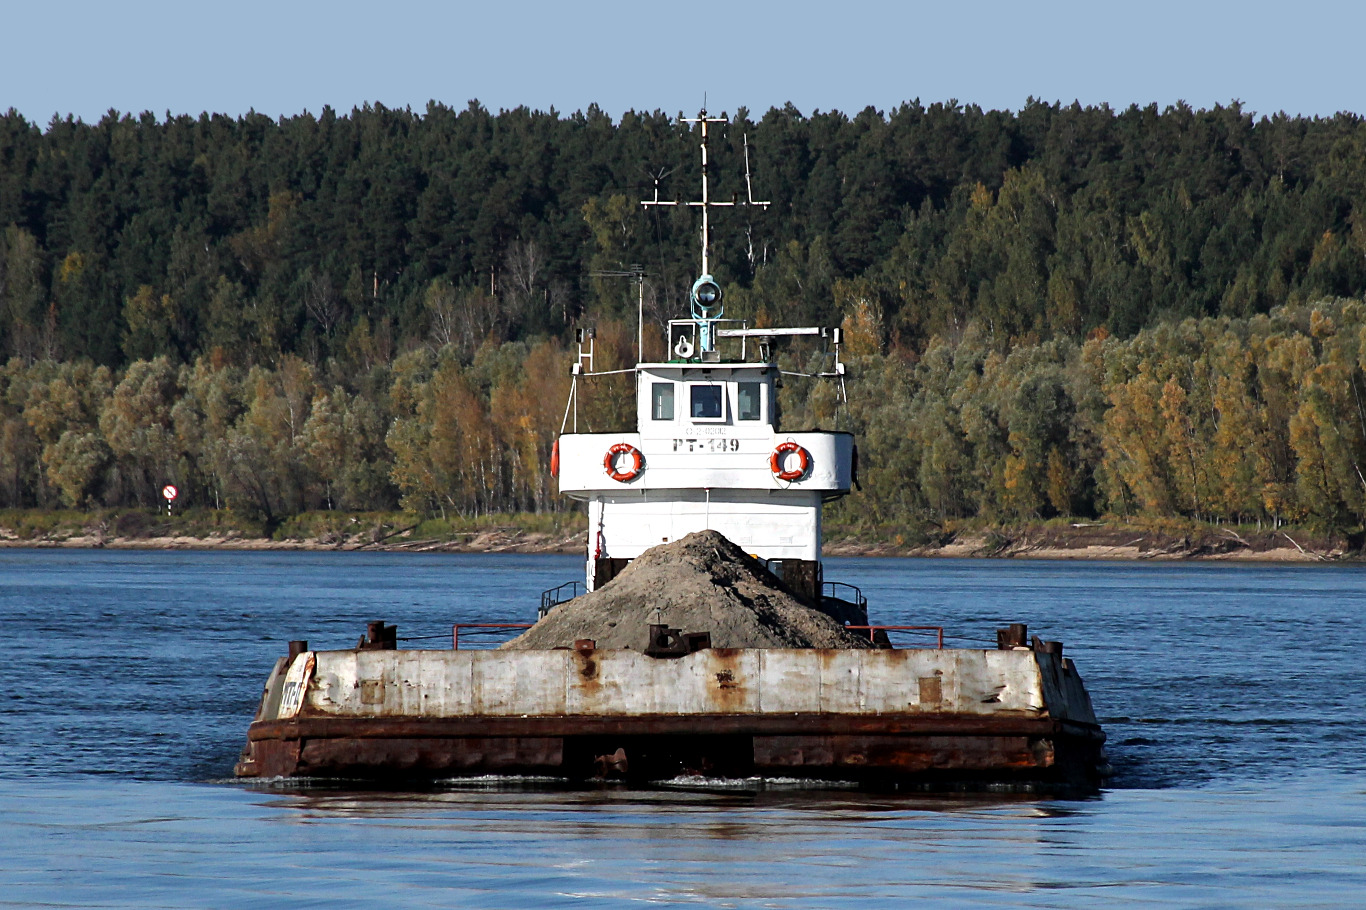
5 99 1366 535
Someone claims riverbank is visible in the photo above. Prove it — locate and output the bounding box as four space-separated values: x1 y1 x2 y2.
0 509 1353 561
823 523 1349 562
0 509 584 554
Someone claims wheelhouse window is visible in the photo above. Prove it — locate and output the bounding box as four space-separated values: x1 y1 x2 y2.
737 382 762 421
651 382 675 420
690 384 724 420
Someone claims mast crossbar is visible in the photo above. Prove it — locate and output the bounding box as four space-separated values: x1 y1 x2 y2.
640 109 769 277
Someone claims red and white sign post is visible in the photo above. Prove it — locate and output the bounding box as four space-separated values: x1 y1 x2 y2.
162 484 178 515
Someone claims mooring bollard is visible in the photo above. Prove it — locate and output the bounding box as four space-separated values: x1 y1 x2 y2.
996 623 1029 649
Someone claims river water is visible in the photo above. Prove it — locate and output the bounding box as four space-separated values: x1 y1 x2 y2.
1 550 1362 907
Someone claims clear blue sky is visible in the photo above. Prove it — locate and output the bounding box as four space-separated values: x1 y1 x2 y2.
4 0 1363 124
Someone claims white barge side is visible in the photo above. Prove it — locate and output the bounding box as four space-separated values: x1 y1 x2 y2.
236 636 1107 789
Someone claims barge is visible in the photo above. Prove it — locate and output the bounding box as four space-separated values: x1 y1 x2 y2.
236 623 1105 789
234 111 1108 792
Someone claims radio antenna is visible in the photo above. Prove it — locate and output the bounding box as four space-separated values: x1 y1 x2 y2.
744 133 757 206
641 109 769 279
591 265 646 362
641 110 769 354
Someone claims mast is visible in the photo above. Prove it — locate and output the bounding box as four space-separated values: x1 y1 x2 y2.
642 109 769 355
690 111 724 276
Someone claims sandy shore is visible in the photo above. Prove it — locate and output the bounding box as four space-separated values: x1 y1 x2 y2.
0 528 584 554
822 526 1349 562
1 523 1350 561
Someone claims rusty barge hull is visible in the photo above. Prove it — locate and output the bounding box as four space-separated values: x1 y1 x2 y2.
241 712 1105 788
235 645 1107 791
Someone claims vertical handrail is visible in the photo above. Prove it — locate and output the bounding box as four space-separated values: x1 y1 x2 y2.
821 580 867 608
539 581 582 618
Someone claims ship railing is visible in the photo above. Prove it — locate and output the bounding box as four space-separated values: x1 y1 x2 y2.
821 581 867 609
845 625 945 649
539 581 582 619
452 623 535 650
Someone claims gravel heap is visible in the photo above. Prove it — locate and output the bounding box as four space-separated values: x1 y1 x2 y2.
501 530 871 650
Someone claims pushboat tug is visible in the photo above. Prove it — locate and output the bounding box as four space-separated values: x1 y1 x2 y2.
555 110 852 603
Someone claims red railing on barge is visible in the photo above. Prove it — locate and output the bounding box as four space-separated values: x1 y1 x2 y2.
452 623 534 649
845 625 945 649
452 623 945 650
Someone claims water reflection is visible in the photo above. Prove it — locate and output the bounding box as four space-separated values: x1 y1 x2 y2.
4 770 1364 906
239 784 1083 906
246 780 1072 821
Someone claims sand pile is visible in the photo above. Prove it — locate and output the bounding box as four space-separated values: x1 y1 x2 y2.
502 530 871 650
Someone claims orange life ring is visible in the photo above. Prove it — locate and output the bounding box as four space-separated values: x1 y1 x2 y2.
770 441 811 481
604 442 643 482
550 439 560 478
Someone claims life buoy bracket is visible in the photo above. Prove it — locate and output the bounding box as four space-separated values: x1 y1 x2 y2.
604 442 644 482
770 441 811 482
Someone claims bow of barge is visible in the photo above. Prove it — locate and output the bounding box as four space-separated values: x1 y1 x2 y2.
236 629 1107 791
